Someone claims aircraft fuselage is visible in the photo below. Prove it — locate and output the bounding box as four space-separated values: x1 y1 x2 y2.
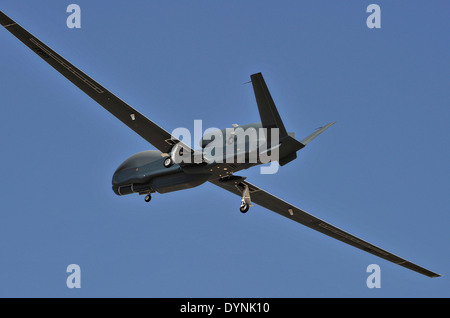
112 150 256 196
112 123 267 196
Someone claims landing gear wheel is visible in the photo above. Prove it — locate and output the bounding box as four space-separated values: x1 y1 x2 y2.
240 202 249 213
163 157 174 168
144 194 152 202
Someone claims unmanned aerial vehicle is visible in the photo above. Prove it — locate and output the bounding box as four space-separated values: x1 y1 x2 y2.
0 11 440 278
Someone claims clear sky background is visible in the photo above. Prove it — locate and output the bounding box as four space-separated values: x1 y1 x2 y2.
0 1 449 297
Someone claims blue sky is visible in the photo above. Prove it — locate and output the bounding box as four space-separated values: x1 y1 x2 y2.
0 1 449 297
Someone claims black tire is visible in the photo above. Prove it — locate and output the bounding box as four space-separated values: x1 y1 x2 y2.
144 194 152 202
240 203 249 213
163 157 173 168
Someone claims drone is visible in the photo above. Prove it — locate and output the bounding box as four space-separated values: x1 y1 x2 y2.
0 10 440 278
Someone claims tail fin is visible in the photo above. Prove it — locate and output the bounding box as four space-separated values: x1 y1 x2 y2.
250 72 335 166
250 72 288 140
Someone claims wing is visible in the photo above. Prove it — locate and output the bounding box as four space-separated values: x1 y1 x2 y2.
0 11 192 154
209 176 440 278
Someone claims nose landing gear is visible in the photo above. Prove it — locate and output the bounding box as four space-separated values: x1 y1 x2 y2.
144 194 152 202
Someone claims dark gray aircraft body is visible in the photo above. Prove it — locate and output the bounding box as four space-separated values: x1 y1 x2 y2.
0 11 440 278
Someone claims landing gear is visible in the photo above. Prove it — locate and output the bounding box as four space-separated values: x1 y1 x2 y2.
239 184 251 213
164 143 184 168
144 194 152 202
163 157 174 168
240 202 249 213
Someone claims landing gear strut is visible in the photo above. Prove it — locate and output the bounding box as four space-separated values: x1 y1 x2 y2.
144 194 152 202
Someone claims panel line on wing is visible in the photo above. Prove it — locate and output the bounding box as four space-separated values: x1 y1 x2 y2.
29 38 104 94
318 223 389 256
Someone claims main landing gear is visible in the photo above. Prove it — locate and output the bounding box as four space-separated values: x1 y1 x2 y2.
239 184 251 214
144 194 152 202
163 143 183 168
163 157 174 168
240 201 250 213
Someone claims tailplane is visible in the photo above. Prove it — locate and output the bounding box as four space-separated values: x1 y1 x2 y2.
300 122 336 146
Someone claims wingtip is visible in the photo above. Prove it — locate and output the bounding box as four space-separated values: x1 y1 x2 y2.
431 273 442 278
